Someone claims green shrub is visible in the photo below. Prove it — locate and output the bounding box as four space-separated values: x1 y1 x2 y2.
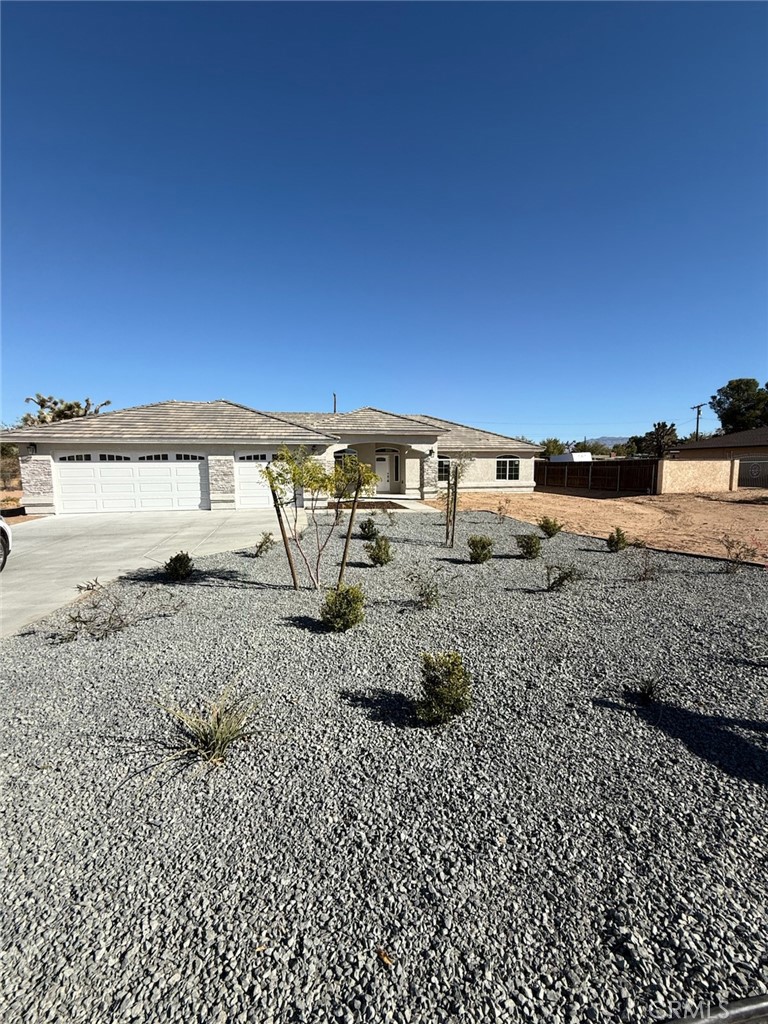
516 534 542 560
468 535 494 563
409 572 440 610
418 651 472 725
160 689 256 767
364 535 393 566
359 517 379 540
537 516 564 538
253 532 276 557
320 584 365 632
606 527 628 553
544 564 583 591
165 551 194 580
721 534 757 573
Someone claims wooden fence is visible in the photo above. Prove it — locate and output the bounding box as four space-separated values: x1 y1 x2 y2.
534 459 659 494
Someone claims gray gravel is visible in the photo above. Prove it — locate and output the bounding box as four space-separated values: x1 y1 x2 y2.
1 510 766 1024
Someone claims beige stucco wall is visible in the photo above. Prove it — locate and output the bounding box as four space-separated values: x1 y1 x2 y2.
676 447 768 461
437 452 536 493
657 458 737 494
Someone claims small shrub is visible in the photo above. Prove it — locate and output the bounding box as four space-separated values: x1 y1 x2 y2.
61 584 183 641
253 532 276 558
160 689 256 767
418 651 472 725
721 534 758 573
365 535 393 566
409 572 440 610
468 534 494 563
623 673 664 707
633 546 658 582
544 564 583 591
538 516 564 539
164 551 194 580
516 534 542 560
496 498 511 522
606 527 628 553
76 578 101 593
359 517 379 541
320 584 365 632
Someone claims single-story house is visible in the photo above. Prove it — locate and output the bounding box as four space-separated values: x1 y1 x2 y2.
673 425 768 461
6 401 542 515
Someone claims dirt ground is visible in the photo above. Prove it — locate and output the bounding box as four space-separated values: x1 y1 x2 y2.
427 488 768 561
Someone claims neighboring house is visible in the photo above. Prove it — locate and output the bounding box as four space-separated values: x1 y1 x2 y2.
5 401 541 515
674 426 768 461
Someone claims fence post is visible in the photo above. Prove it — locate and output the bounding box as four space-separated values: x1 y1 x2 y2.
565 464 569 489
616 462 621 493
588 462 593 491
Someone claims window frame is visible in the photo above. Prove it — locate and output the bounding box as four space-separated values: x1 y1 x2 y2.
496 456 520 481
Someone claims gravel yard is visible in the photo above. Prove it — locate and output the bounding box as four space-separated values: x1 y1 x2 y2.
1 511 766 1024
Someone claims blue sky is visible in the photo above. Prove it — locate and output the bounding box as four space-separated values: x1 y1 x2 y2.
2 1 766 441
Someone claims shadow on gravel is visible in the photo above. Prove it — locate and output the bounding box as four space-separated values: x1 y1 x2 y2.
340 688 421 728
594 698 768 787
283 615 327 633
435 556 468 565
122 567 285 590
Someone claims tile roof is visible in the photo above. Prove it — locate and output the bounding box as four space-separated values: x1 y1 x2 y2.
677 426 768 450
272 407 441 434
3 400 338 444
408 414 543 452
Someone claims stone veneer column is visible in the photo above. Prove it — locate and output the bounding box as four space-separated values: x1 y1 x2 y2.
421 448 439 499
20 455 56 514
207 455 236 510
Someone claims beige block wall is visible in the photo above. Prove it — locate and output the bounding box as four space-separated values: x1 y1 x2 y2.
677 447 767 461
657 458 737 494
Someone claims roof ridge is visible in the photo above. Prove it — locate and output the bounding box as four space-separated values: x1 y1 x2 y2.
220 400 340 439
361 406 445 428
415 413 542 447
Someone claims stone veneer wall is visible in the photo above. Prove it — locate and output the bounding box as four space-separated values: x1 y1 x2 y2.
207 455 236 509
19 455 56 514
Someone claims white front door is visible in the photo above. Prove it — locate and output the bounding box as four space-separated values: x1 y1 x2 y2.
375 455 391 493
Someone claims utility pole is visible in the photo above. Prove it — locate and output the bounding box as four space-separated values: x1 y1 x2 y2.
333 392 337 414
690 403 705 441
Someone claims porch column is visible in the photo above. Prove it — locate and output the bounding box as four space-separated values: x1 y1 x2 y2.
20 455 56 515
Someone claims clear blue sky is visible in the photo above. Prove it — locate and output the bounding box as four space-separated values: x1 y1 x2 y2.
3 1 766 441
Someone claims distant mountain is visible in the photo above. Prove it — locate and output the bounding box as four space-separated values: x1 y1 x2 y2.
588 436 629 447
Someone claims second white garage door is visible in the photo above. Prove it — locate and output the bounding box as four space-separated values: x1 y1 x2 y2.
55 462 211 513
235 460 272 509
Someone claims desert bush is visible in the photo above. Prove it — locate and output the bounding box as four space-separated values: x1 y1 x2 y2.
252 532 276 558
538 516 564 538
320 584 365 632
61 584 183 641
516 534 542 560
468 534 494 563
623 673 664 706
496 498 511 522
164 551 194 581
633 546 658 582
606 527 628 552
544 564 583 591
721 534 758 573
75 578 101 593
418 651 472 725
409 572 440 610
159 689 256 767
359 517 379 541
365 535 393 566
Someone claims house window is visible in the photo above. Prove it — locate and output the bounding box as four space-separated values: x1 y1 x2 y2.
438 458 451 482
175 454 205 461
496 457 520 481
138 454 169 461
334 448 358 463
59 454 92 462
99 454 130 462
238 453 268 462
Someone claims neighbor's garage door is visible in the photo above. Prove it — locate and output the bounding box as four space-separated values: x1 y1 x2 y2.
55 462 211 513
235 459 272 509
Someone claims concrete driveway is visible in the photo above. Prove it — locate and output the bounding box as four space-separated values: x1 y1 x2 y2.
0 510 295 637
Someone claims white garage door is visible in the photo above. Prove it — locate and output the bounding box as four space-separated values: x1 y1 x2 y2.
235 459 272 509
55 462 211 513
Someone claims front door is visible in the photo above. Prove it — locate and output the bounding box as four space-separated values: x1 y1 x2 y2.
375 455 391 493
